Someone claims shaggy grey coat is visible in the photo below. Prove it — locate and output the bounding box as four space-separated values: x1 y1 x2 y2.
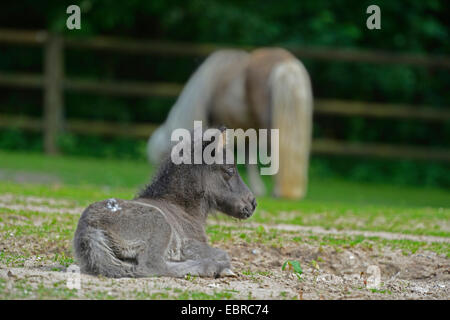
73 129 256 278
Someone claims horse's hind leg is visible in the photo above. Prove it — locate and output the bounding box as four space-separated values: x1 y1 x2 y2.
128 211 233 278
130 211 174 277
247 164 266 197
130 228 229 278
137 238 234 278
245 136 266 196
133 243 168 277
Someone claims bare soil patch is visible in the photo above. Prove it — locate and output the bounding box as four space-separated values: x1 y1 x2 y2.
1 238 448 299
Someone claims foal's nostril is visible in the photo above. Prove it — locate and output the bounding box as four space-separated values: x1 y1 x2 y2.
251 198 257 210
247 194 257 210
242 206 251 217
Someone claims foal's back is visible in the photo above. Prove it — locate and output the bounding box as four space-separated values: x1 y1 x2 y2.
73 198 174 277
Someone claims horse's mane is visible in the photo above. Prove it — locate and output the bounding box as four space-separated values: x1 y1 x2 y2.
147 49 249 164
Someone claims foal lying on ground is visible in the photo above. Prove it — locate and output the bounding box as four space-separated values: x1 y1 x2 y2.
73 128 256 278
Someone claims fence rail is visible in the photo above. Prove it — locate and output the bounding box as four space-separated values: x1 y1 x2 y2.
0 114 158 138
2 29 450 68
0 28 449 160
1 71 450 122
2 114 449 161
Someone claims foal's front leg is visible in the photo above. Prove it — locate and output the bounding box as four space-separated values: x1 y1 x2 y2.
136 240 232 278
165 258 231 278
179 239 237 277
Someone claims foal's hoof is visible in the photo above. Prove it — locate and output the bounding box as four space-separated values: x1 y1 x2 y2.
220 268 237 277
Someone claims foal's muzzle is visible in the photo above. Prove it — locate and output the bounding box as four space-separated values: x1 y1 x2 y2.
240 195 257 219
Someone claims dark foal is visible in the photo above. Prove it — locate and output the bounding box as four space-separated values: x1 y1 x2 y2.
73 128 256 278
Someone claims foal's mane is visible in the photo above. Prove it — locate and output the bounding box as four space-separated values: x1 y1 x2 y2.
136 155 173 200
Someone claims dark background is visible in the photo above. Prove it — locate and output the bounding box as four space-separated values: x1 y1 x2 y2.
0 0 449 188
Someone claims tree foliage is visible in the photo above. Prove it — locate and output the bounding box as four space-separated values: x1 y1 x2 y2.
0 0 449 187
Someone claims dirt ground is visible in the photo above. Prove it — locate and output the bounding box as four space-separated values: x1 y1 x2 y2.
1 228 449 299
0 194 449 300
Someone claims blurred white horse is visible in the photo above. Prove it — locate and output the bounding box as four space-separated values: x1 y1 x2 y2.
148 48 313 199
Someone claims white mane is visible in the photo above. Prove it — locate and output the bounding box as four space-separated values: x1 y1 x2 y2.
148 49 249 164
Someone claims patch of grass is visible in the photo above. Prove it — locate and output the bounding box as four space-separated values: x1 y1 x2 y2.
253 200 450 237
54 252 74 268
0 151 152 188
0 150 449 237
371 238 449 257
184 273 198 282
0 278 79 299
0 252 27 267
0 212 77 267
0 182 135 206
0 278 6 292
256 270 273 277
242 269 273 278
33 283 79 299
0 208 78 238
206 225 282 246
282 260 303 280
370 288 392 295
205 224 450 257
206 225 233 243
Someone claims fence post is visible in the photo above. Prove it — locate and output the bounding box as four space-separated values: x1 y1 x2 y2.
43 33 64 154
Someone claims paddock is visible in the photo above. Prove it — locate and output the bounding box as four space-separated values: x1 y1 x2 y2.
0 151 448 299
0 10 449 301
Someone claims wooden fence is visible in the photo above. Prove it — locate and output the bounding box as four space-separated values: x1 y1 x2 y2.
0 28 449 161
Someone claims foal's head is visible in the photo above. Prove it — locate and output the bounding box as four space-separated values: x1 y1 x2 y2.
202 130 257 219
140 127 256 220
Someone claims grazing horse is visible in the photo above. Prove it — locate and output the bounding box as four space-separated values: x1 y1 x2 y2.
147 48 313 199
74 128 256 278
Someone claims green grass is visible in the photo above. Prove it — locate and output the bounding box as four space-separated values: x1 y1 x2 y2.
0 182 135 206
369 288 392 295
1 150 450 204
2 215 445 270
0 150 449 237
0 151 152 188
206 224 449 257
253 200 449 237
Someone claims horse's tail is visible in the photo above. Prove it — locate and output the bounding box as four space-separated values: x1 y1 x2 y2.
269 58 313 199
